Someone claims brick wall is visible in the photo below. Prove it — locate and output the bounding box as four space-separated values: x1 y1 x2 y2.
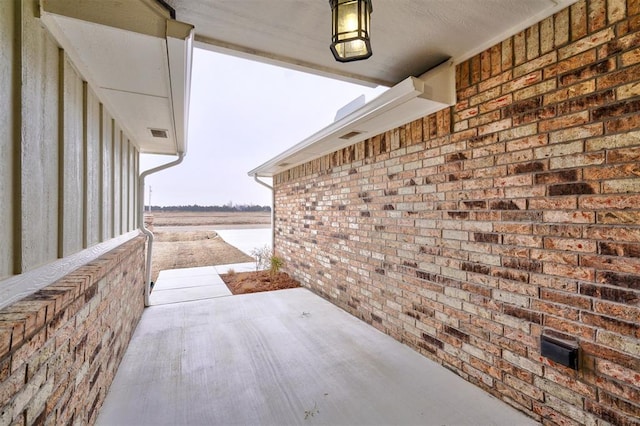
274 1 640 424
0 236 145 425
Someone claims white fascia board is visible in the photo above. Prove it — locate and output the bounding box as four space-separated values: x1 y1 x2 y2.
248 60 456 177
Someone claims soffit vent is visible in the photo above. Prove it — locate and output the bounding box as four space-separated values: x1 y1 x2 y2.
339 131 362 140
150 128 169 138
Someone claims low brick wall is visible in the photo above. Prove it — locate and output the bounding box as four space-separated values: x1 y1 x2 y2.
0 235 145 425
274 1 639 424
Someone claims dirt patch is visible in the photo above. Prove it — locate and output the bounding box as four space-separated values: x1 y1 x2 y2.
220 270 300 295
150 230 253 283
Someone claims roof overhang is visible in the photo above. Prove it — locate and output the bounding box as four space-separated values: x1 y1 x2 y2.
174 0 579 88
249 60 456 178
40 0 194 155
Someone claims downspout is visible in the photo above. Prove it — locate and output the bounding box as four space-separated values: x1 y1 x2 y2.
139 153 185 307
253 175 275 252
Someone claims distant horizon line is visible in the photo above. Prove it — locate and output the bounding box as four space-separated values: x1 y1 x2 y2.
144 204 271 212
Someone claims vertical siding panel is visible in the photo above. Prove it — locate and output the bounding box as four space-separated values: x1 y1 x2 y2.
102 111 113 239
113 125 121 235
84 84 100 246
60 54 84 257
133 149 139 228
21 0 59 272
121 138 129 232
0 0 15 279
129 144 136 230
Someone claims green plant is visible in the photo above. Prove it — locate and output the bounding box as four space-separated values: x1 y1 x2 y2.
270 256 284 276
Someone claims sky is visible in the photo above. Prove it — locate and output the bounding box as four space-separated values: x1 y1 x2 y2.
141 48 387 207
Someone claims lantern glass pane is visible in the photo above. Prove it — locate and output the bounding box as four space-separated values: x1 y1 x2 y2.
337 1 358 34
346 39 366 56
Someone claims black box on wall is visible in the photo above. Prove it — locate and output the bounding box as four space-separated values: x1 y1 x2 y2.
541 334 580 370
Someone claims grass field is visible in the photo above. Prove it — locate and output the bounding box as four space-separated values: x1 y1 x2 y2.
148 211 270 228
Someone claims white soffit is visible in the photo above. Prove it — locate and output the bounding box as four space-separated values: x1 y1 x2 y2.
40 0 194 156
177 0 578 87
248 60 456 178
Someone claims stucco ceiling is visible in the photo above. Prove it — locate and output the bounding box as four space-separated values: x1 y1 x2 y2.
166 0 577 87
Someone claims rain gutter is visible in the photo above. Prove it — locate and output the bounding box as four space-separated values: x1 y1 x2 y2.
139 153 185 307
253 175 275 251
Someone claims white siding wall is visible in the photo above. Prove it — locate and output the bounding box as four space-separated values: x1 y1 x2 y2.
113 126 122 235
102 111 114 240
60 54 84 257
21 0 60 271
122 138 129 231
0 0 141 280
85 84 101 247
0 0 15 279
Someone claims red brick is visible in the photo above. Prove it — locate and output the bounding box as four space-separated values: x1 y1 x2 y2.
544 315 596 339
570 1 588 41
580 194 640 210
589 171 639 191
580 283 639 305
502 38 513 71
544 80 596 105
583 163 640 180
581 311 639 337
546 49 596 77
540 288 592 309
594 300 640 322
617 81 640 100
598 391 640 420
540 16 554 54
608 0 627 23
559 27 616 59
0 327 10 360
584 399 638 426
457 61 471 89
597 63 640 90
532 401 580 426
549 124 604 145
596 359 640 387
555 8 570 47
270 5 640 424
607 146 640 163
596 210 640 225
588 0 607 33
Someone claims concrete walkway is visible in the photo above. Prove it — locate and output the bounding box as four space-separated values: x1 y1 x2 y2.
99 286 537 425
149 266 232 305
148 228 272 305
99 228 536 425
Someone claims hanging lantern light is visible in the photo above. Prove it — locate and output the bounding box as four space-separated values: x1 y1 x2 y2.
329 0 372 62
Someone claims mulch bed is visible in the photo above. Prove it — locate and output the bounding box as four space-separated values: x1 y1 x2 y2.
220 270 301 295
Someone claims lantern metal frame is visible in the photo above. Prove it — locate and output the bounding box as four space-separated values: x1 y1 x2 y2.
329 0 373 63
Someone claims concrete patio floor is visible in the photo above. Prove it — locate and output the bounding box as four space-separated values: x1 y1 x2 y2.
97 267 537 426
